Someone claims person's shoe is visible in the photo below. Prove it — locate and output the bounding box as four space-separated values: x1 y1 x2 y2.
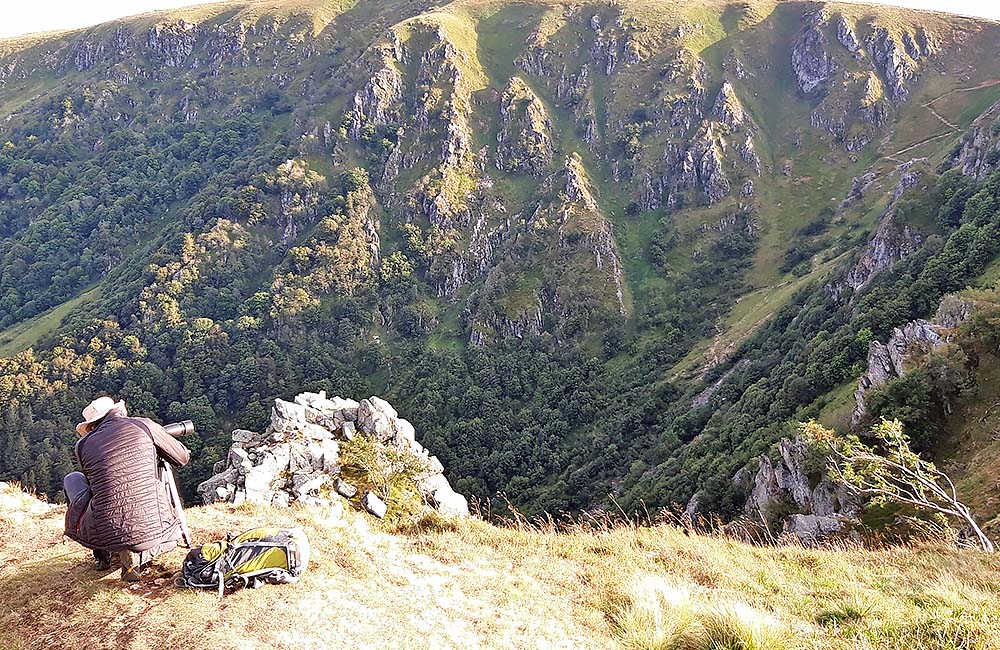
119 550 143 582
93 550 112 571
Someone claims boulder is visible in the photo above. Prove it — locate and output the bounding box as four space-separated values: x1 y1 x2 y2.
231 429 258 444
288 444 312 473
335 479 358 499
417 474 469 518
298 392 360 428
426 455 445 475
362 492 388 519
244 465 278 502
319 440 340 474
784 513 854 545
684 492 703 520
302 422 334 440
291 473 327 499
271 443 291 474
197 468 238 505
394 418 416 444
227 446 249 468
270 399 308 439
357 398 395 441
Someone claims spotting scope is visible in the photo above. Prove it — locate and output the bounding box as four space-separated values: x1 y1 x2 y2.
163 420 195 437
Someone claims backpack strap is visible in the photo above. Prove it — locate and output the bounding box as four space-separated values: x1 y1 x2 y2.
215 554 227 598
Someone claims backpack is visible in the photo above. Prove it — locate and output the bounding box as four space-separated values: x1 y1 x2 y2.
178 527 310 596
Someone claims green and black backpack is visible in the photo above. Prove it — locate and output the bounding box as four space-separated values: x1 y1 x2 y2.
178 527 310 596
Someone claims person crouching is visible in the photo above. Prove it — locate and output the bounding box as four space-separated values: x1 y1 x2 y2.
63 396 191 582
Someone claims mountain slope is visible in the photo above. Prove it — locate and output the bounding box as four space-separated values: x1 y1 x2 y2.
1 0 1000 520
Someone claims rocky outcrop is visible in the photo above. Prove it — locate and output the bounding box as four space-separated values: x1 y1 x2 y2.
516 33 553 78
743 436 861 544
829 160 927 300
587 218 627 316
698 139 730 204
840 214 922 297
348 62 404 140
791 9 835 96
858 74 889 128
735 136 762 175
866 27 915 102
470 300 544 346
589 22 621 76
495 77 555 176
835 15 860 54
561 155 600 211
711 80 746 131
953 100 1000 180
722 49 749 80
197 392 469 519
147 20 198 68
852 296 972 424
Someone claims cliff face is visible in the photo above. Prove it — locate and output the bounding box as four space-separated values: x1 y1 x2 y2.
852 296 972 425
953 100 1000 180
828 159 930 302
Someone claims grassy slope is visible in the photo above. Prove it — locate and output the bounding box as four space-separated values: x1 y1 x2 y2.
940 353 1000 535
2 482 1000 650
0 286 102 357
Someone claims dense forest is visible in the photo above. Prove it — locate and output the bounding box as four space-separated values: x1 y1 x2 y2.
1 0 1000 521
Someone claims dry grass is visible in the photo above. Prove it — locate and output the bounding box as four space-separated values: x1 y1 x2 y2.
2 483 1000 650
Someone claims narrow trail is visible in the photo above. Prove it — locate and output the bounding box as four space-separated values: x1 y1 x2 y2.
885 131 953 160
881 80 1000 162
925 103 958 130
924 79 1000 107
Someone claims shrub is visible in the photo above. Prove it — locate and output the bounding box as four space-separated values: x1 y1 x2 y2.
339 432 428 521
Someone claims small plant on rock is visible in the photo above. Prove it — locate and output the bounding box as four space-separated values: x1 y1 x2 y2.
339 432 428 520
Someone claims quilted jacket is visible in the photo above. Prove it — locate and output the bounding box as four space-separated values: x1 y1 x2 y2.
65 414 190 552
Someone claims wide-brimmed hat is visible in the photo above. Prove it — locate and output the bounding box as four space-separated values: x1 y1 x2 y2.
76 396 126 435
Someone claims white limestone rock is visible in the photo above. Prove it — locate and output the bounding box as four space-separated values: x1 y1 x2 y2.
417 473 470 518
362 491 388 519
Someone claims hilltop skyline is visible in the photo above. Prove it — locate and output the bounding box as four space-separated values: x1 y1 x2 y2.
1 0 998 39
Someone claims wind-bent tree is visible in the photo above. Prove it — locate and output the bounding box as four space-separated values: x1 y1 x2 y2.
802 418 995 552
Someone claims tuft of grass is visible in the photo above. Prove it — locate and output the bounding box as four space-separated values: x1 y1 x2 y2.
697 602 789 650
816 592 875 627
611 574 790 650
611 575 700 650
